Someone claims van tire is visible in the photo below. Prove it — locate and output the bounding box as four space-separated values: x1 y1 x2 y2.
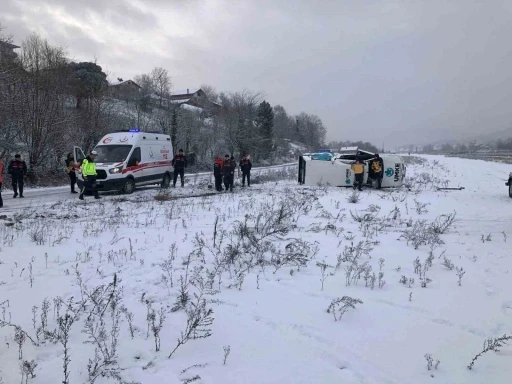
122 178 136 194
509 180 512 198
161 173 171 188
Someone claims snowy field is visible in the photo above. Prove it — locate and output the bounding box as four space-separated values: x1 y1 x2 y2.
1 155 511 384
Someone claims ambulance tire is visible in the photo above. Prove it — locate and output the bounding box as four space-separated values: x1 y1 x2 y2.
161 173 171 188
122 177 136 194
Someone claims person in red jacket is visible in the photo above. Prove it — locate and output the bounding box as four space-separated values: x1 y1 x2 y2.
8 154 27 198
171 149 187 187
222 154 235 192
213 155 224 191
239 154 252 187
0 159 4 207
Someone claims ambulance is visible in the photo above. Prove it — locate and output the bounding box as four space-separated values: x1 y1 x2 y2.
298 147 406 188
74 129 174 194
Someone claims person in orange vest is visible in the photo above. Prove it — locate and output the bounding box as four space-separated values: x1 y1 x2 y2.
213 155 224 191
0 158 4 207
65 153 78 194
351 158 365 191
368 154 384 189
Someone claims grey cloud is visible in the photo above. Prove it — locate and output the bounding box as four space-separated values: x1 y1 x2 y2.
2 0 512 147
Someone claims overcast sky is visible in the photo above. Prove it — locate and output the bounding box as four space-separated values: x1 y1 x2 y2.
2 0 512 148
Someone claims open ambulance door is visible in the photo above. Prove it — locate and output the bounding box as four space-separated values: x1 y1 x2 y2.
298 156 306 184
73 146 86 191
73 146 86 168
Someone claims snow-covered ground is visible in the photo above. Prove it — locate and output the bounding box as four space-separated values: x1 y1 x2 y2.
1 155 511 384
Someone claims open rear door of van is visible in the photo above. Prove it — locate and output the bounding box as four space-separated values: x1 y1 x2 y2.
73 146 86 171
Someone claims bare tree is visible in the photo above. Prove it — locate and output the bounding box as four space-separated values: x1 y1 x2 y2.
12 34 76 172
0 24 22 159
200 84 219 103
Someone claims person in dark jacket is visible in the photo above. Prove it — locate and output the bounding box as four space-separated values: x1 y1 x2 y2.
65 153 78 194
239 154 252 187
8 154 27 198
368 154 384 189
222 154 235 192
213 155 224 191
171 149 187 187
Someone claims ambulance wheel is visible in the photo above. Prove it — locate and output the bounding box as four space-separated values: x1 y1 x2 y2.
509 180 512 198
161 173 171 188
122 177 136 194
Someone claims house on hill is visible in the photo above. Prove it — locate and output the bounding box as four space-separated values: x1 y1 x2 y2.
0 41 20 63
108 81 222 114
169 88 221 113
108 78 141 100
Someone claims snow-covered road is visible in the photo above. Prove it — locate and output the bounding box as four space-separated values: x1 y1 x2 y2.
0 162 297 212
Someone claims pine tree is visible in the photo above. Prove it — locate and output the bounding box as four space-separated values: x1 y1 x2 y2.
256 100 274 159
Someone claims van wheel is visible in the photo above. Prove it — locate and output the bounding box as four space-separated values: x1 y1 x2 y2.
161 173 171 188
123 178 136 194
509 180 512 198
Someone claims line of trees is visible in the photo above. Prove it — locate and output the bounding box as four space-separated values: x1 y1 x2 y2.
326 141 380 153
0 25 329 176
419 139 512 154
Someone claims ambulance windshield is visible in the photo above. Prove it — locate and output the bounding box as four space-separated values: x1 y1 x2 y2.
94 145 133 163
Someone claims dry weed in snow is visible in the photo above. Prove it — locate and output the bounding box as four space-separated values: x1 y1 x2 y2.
0 157 511 384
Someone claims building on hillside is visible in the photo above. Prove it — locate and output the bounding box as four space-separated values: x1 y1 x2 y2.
108 78 141 100
0 41 20 63
475 144 492 153
170 88 222 113
107 83 222 114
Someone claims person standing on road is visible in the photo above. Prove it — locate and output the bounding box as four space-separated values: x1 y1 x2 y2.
368 154 384 189
239 154 252 187
213 155 224 191
0 159 4 208
222 154 235 192
65 153 78 194
351 158 365 191
8 154 27 198
79 150 101 200
171 149 187 188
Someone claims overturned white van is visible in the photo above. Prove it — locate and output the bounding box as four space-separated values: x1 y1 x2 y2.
74 129 174 194
298 148 406 188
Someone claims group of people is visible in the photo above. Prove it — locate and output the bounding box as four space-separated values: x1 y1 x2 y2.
0 150 384 206
0 154 28 208
213 154 252 192
65 151 101 200
169 150 253 193
351 153 384 191
62 148 253 201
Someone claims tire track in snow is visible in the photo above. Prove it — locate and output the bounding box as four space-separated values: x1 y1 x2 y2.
368 298 488 338
250 314 401 384
275 280 489 339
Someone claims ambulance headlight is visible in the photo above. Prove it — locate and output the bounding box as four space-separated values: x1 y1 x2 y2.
109 166 123 174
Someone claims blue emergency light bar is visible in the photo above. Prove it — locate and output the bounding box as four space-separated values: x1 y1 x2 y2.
128 128 141 132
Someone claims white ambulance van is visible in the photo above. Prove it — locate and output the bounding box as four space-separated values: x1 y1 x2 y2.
298 148 406 188
74 129 174 194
